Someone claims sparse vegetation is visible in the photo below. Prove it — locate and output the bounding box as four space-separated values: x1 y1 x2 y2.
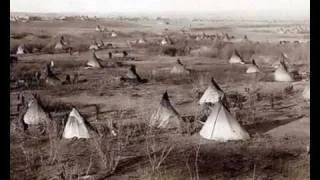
10 14 309 180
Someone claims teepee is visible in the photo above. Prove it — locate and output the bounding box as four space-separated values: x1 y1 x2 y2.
95 25 104 32
44 63 60 86
274 61 293 82
149 91 182 130
170 59 190 74
161 38 168 46
302 83 310 101
62 108 91 139
23 97 50 125
138 38 146 44
199 101 250 141
125 65 142 81
89 40 99 50
16 45 26 55
246 59 260 73
54 36 67 50
111 31 117 37
272 52 288 69
87 50 103 68
229 50 245 64
97 40 104 49
199 78 225 105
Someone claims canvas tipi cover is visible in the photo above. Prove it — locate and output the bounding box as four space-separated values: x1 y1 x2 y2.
54 36 68 50
302 83 310 101
16 45 25 55
161 38 168 45
274 61 293 82
199 101 250 141
229 50 245 64
246 59 260 73
111 32 117 37
170 59 190 74
23 98 50 125
89 44 99 50
126 65 142 81
62 108 91 139
199 78 224 105
54 41 64 50
87 51 102 68
149 91 182 129
272 52 288 68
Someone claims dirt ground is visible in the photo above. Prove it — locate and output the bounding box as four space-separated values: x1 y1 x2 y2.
10 17 309 180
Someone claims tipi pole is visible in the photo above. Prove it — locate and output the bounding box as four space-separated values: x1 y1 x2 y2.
209 103 222 139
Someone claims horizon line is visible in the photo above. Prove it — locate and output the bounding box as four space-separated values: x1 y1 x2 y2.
10 10 309 20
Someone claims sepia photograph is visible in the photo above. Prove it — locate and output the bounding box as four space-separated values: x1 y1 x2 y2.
10 0 310 179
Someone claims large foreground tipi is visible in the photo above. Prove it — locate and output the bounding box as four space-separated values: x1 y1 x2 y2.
274 61 293 82
229 50 245 64
23 97 51 125
62 108 91 139
199 101 250 141
149 91 182 130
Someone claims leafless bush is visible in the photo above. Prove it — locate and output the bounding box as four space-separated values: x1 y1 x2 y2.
145 128 174 174
90 136 121 176
184 144 201 180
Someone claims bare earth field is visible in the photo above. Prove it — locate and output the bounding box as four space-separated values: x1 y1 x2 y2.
10 18 309 180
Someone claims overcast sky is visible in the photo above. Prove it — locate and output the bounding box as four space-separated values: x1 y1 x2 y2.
10 0 309 18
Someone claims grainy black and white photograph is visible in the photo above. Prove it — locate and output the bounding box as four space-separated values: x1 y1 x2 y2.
10 0 310 179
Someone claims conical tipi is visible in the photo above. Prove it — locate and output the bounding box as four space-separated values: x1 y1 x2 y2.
161 38 168 46
23 97 50 125
246 59 260 73
89 40 99 50
16 45 26 55
229 50 245 64
54 36 67 50
87 50 103 68
111 31 117 37
149 91 182 130
199 101 250 141
62 108 91 139
274 61 293 82
302 83 310 101
126 65 142 81
272 52 288 69
170 59 190 74
44 63 60 86
199 78 225 105
138 38 146 44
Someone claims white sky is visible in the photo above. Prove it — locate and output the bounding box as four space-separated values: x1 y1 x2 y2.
10 0 309 18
